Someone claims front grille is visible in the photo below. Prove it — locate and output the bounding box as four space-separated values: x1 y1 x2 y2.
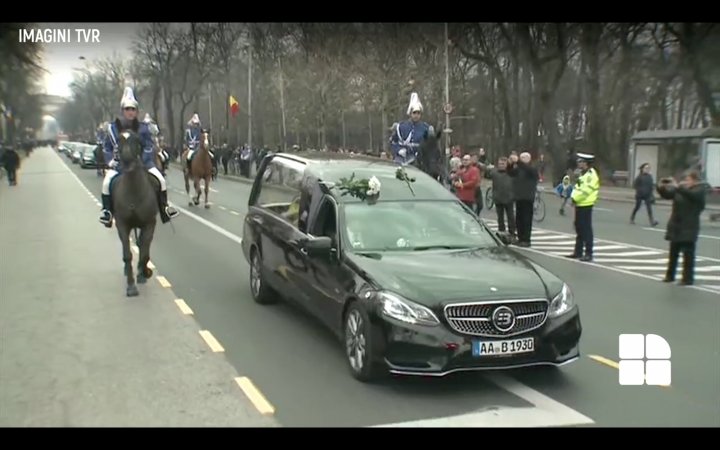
444 300 548 337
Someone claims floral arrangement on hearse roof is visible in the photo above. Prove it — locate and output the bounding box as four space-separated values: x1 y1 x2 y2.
335 167 417 204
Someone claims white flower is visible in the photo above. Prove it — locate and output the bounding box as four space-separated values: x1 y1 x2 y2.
366 176 381 196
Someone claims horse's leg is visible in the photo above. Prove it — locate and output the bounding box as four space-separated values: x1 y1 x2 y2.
116 222 138 297
193 177 201 205
204 176 210 208
136 223 156 284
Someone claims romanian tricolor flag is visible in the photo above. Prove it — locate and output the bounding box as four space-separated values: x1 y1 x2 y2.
229 95 239 117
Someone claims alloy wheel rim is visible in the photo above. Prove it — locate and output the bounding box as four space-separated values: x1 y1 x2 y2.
251 253 261 297
345 310 366 372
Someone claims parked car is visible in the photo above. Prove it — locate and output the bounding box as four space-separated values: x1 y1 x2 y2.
80 143 100 169
241 152 582 382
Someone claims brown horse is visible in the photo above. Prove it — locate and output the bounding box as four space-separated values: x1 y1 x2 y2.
181 130 212 208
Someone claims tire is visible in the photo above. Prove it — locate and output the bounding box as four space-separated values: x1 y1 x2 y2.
344 302 385 382
249 247 278 305
485 187 494 210
533 196 546 223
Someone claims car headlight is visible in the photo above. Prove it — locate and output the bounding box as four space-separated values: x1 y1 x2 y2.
377 291 440 326
548 283 574 318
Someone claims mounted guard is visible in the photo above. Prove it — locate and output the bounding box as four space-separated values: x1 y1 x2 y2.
144 113 168 175
389 92 434 166
98 87 178 228
185 113 214 163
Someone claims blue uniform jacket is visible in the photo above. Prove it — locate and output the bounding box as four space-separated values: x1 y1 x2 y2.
390 120 431 164
185 126 201 150
103 121 156 171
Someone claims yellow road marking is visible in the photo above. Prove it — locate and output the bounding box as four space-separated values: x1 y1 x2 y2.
156 276 172 288
147 260 156 269
235 377 275 415
230 210 240 216
587 355 671 388
174 299 194 315
588 354 619 369
199 330 224 352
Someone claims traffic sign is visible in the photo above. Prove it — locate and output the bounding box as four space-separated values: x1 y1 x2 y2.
443 103 453 115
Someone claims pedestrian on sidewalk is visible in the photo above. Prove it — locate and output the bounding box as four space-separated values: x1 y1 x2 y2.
507 151 538 247
485 156 516 238
630 163 659 226
566 153 599 262
1 145 20 186
656 171 706 286
452 154 481 211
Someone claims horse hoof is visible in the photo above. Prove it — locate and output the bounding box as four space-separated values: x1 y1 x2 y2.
204 203 210 209
188 201 194 206
194 200 200 206
126 285 139 297
143 267 153 278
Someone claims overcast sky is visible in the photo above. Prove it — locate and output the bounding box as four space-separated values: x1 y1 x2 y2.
38 22 141 97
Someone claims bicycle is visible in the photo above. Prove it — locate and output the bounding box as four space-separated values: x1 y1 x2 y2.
533 186 546 223
485 186 494 210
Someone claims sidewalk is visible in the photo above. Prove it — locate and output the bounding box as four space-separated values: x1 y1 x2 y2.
0 148 278 427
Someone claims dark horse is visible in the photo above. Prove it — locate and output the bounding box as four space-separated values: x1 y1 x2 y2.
418 127 450 188
111 118 159 297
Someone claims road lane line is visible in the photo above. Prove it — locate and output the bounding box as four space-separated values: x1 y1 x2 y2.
199 330 225 352
531 235 575 241
218 205 227 211
170 203 244 245
377 373 595 427
593 250 661 257
230 210 240 216
234 377 276 415
174 299 194 315
210 187 219 193
587 355 670 388
156 276 172 288
516 246 720 296
643 227 720 241
695 275 720 281
592 258 667 264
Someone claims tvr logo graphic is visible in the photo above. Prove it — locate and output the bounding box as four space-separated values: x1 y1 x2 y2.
618 334 671 386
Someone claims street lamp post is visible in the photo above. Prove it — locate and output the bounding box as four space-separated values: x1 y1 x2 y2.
444 22 451 150
712 91 720 127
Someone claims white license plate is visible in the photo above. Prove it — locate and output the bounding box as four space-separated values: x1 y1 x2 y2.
472 337 534 356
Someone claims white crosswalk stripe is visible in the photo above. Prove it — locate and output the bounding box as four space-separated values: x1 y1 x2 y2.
481 218 720 295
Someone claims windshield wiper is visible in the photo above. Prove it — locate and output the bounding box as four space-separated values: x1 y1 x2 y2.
412 245 473 251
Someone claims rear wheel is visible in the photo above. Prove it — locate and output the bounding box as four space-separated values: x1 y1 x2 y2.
344 302 385 382
533 195 546 223
249 247 277 305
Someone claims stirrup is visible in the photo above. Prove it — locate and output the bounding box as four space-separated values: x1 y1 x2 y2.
165 206 179 218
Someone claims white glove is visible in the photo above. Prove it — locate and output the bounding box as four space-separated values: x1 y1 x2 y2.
399 149 407 158
108 159 119 169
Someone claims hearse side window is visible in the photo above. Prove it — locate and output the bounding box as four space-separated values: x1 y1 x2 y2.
254 157 306 227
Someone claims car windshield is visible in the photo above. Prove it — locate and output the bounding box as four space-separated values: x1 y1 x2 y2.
342 200 498 252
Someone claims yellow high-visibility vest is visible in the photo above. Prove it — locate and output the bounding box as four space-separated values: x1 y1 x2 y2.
571 168 600 207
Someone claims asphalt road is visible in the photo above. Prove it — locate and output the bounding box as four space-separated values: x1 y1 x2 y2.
0 148 277 427
31 150 720 427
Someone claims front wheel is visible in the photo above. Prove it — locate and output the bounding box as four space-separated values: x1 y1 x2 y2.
249 248 277 305
344 302 385 382
485 187 494 210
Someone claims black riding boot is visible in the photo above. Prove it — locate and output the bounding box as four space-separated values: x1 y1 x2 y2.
158 190 178 223
99 194 113 228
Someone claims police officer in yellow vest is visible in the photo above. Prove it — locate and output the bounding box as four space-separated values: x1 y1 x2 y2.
566 153 600 262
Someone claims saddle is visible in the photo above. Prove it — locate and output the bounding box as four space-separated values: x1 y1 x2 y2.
109 171 161 198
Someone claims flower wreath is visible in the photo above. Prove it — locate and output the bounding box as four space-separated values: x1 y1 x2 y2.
336 173 382 202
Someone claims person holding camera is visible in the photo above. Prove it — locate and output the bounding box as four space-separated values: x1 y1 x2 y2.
656 171 706 286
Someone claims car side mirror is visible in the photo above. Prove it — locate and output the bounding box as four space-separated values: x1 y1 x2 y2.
302 236 333 257
496 231 512 246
